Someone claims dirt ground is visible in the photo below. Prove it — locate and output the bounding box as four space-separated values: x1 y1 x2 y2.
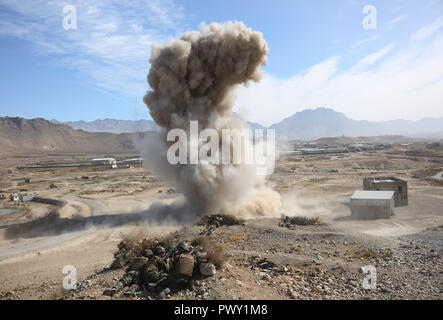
0 144 442 300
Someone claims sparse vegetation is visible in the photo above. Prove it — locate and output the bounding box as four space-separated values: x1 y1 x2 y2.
280 215 326 226
111 231 147 268
51 286 70 300
2 138 443 300
196 213 245 226
156 232 176 249
349 247 393 260
191 235 227 269
223 231 251 244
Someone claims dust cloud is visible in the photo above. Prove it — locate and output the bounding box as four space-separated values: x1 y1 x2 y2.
140 21 281 219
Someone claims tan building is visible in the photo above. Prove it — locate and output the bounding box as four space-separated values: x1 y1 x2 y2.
363 176 408 207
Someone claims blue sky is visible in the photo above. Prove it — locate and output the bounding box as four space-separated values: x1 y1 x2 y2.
0 0 442 126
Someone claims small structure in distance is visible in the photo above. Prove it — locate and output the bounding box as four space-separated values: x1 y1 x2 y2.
363 176 408 207
0 192 11 200
121 158 143 165
91 158 117 169
350 190 395 220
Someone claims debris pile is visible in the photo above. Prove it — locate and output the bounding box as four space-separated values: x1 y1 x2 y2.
105 234 226 299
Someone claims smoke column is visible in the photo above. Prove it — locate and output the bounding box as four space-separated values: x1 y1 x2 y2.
142 21 281 219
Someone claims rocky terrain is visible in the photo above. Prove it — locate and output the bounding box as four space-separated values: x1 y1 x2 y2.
0 142 442 300
52 219 442 300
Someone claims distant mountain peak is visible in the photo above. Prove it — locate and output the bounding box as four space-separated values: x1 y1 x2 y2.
52 118 159 134
270 108 443 140
0 116 140 154
19 107 443 141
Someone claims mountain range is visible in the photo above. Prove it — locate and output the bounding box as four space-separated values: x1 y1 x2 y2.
2 109 442 155
52 108 443 141
269 108 443 140
0 117 141 154
51 118 158 134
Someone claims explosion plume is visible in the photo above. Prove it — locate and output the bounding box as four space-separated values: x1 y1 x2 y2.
142 21 281 219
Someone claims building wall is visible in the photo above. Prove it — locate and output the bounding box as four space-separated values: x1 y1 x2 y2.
92 159 117 168
0 193 11 199
363 177 408 207
350 198 394 219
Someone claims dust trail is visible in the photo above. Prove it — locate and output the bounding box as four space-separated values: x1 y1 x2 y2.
141 21 281 219
281 191 335 218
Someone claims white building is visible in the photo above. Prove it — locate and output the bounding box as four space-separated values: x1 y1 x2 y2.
122 158 143 164
350 190 395 220
91 158 117 168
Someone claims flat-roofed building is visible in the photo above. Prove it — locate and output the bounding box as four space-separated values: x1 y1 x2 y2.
91 158 117 168
363 176 408 207
122 158 143 164
350 190 395 220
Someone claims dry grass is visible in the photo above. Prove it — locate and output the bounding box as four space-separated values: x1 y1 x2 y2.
281 215 325 226
226 232 251 244
117 231 144 252
156 233 176 249
112 231 149 269
51 286 70 300
191 235 227 269
349 248 393 260
196 213 245 226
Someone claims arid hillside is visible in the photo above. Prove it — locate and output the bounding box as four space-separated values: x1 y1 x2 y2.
0 117 148 155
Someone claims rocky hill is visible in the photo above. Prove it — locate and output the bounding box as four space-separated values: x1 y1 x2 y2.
0 117 141 154
50 108 443 141
53 116 265 134
52 119 158 134
270 108 443 140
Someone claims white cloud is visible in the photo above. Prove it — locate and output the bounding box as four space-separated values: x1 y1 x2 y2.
352 43 396 71
0 0 187 98
411 16 443 42
388 14 408 26
1 1 442 126
235 36 443 126
350 34 380 49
